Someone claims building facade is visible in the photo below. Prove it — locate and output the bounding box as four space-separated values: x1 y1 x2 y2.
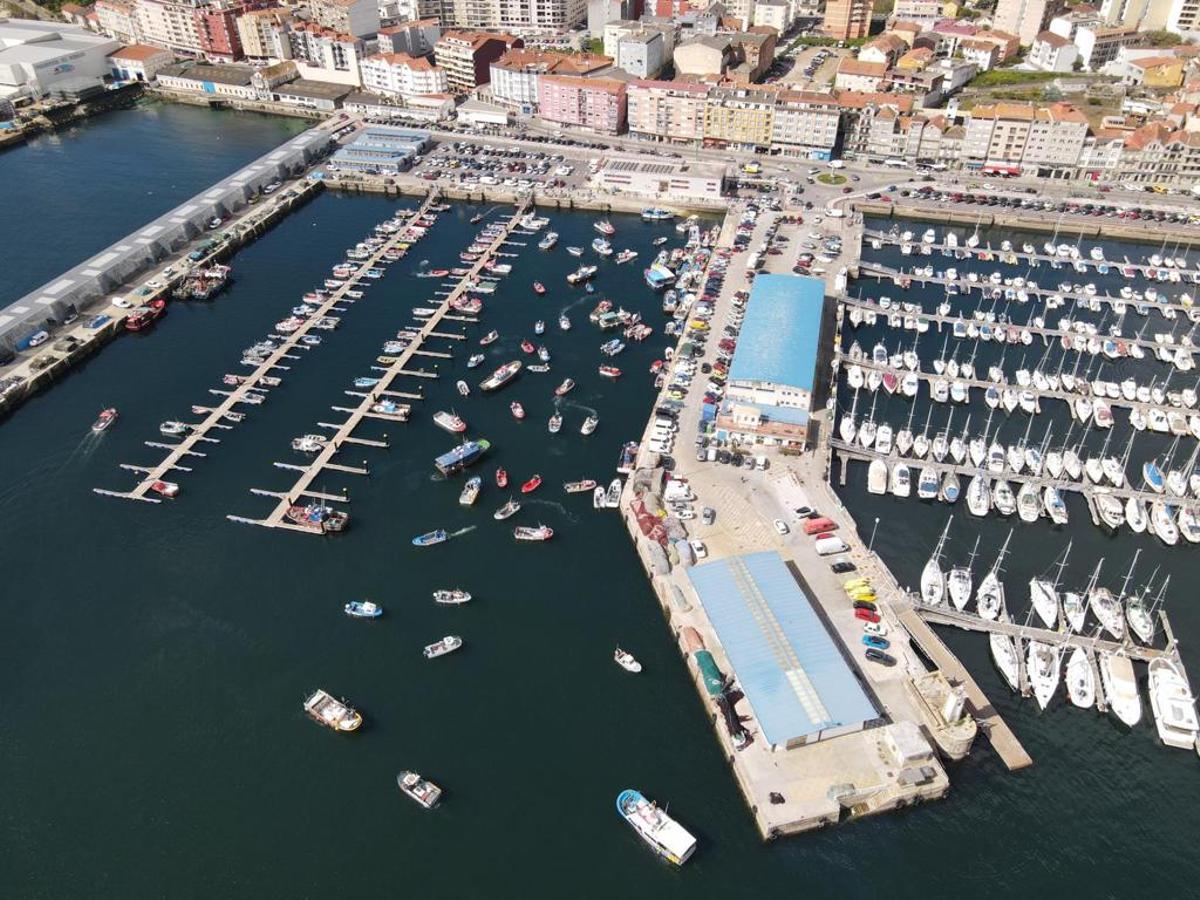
235 7 292 63
538 74 626 133
309 0 381 38
434 30 523 94
626 79 708 143
133 0 204 57
771 90 841 160
283 21 366 85
992 0 1066 45
822 0 871 40
107 42 175 80
95 0 139 44
704 85 776 150
360 51 449 97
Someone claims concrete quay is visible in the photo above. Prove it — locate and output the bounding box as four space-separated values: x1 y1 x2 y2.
615 203 1002 840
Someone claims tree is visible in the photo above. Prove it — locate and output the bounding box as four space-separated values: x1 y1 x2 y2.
1143 30 1183 47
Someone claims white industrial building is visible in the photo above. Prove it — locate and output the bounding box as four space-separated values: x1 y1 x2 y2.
590 154 727 203
0 18 121 102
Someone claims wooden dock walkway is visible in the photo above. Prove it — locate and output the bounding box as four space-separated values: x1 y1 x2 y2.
234 198 533 534
94 191 443 504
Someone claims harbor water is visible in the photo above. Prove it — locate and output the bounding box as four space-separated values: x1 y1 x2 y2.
0 109 1198 896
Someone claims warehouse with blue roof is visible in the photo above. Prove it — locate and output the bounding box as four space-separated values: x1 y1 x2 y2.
687 551 880 750
719 273 832 447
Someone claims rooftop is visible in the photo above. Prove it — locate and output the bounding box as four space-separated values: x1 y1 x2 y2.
729 274 825 391
108 43 168 61
275 78 353 100
159 61 253 86
687 552 879 748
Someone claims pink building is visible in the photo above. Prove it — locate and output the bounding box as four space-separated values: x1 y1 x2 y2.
538 75 627 135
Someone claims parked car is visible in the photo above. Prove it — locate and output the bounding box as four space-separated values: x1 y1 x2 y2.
865 647 896 666
831 560 857 573
855 607 881 624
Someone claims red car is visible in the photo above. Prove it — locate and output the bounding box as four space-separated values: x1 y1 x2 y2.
854 607 881 624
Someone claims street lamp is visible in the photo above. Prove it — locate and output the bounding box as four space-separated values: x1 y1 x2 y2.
868 516 880 553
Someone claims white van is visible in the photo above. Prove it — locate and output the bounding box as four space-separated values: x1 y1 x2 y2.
814 536 849 556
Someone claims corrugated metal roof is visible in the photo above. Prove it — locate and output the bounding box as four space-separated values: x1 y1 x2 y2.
687 551 877 746
727 274 825 391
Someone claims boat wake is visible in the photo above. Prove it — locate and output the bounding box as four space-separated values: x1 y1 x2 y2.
449 525 476 538
523 499 576 522
561 297 588 314
562 400 597 417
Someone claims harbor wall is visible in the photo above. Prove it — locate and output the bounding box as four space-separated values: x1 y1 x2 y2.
0 83 145 156
855 200 1197 245
0 128 334 354
149 88 330 121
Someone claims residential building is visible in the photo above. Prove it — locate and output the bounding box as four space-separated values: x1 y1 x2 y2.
992 0 1066 46
283 21 367 86
249 57 297 94
436 0 588 33
95 0 139 44
377 18 441 55
886 67 947 107
587 0 640 35
962 101 1088 176
0 19 121 100
1048 16 1137 72
107 43 174 80
1116 122 1200 185
1028 30 1077 71
928 20 979 57
614 27 665 78
360 51 449 97
1167 0 1200 33
896 46 934 71
1098 0 1172 30
890 0 941 25
590 153 726 202
822 0 870 40
156 59 256 97
625 78 709 142
434 30 522 94
134 0 205 57
673 34 732 76
888 20 923 45
959 38 999 71
859 33 906 66
704 85 776 149
538 74 626 132
487 47 611 111
770 90 840 159
968 29 1020 62
236 7 293 63
309 0 381 39
195 1 250 63
752 0 789 32
729 28 775 82
834 58 887 92
1126 55 1185 88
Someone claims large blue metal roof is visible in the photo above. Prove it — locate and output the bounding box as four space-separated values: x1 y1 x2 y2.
687 551 878 746
727 274 825 391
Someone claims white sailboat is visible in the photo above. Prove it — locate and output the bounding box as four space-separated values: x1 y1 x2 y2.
1065 646 1095 709
1026 640 1061 711
947 536 977 612
920 517 951 606
990 631 1020 692
1028 545 1068 630
976 530 1010 621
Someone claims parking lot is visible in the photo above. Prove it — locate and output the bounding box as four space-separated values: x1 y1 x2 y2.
905 183 1200 226
405 139 593 197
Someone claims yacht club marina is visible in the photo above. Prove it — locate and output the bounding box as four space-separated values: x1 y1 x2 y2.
4 115 1200 870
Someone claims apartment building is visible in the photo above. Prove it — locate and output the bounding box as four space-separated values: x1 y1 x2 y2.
436 0 587 33
360 51 449 96
770 90 841 160
834 58 887 92
890 0 942 25
1028 30 1077 71
626 78 708 143
993 0 1066 45
613 27 665 78
1047 15 1137 71
377 18 441 56
134 0 204 56
1116 122 1200 185
434 30 523 94
196 1 251 62
704 85 776 150
822 0 871 40
236 7 292 62
309 0 380 38
962 101 1089 176
488 48 611 111
538 74 626 133
95 0 139 43
282 20 366 85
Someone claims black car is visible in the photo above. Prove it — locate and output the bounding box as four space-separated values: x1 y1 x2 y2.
716 450 732 464
831 560 856 574
852 599 876 611
865 648 896 666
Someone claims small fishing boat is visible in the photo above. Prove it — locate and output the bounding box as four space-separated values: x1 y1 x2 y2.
397 771 442 809
565 479 598 493
434 410 467 433
433 589 471 605
149 480 179 498
480 330 500 346
599 365 621 379
456 380 470 397
614 648 642 673
510 401 526 420
521 474 543 493
521 339 536 354
581 415 598 435
566 246 583 257
514 524 554 541
616 789 696 866
496 468 508 488
292 434 328 453
554 378 575 396
594 220 615 236
344 600 383 619
537 346 551 362
548 413 562 434
159 421 191 437
412 529 447 547
559 314 571 330
467 353 485 368
303 689 362 733
458 476 482 506
92 407 119 433
424 635 463 659
494 498 520 520
533 282 546 295
534 320 545 335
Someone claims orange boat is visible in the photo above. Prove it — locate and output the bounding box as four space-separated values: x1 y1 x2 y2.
521 474 542 494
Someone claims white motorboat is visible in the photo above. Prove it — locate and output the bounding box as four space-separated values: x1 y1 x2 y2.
1100 651 1142 727
867 458 888 495
614 647 642 673
1065 647 1095 709
1148 658 1199 749
891 463 911 498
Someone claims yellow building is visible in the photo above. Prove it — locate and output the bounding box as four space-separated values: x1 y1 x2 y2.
941 0 961 17
703 85 777 149
1131 56 1184 89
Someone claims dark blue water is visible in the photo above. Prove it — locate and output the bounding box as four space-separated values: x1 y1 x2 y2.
0 110 1197 897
